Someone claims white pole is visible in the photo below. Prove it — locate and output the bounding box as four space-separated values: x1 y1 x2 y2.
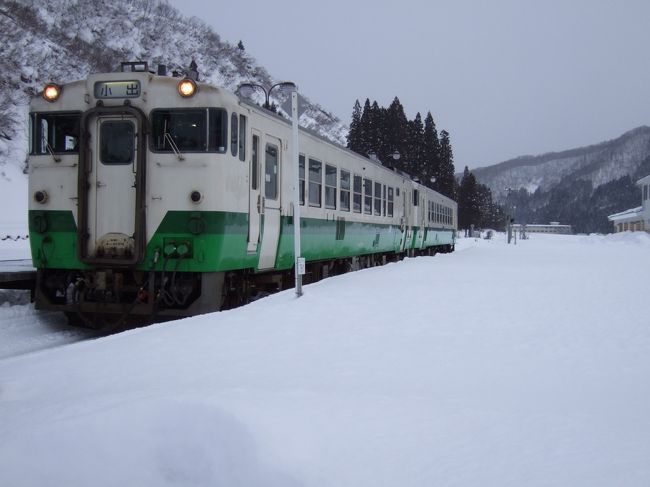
292 90 303 297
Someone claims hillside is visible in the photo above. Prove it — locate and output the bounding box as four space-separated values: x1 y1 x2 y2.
472 126 650 199
467 126 650 232
0 0 348 175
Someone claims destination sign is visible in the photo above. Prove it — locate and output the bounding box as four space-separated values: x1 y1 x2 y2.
94 80 141 99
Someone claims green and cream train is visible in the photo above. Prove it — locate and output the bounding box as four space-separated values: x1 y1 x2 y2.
28 63 456 328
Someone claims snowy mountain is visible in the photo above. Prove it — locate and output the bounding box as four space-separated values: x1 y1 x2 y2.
0 0 348 175
472 126 650 199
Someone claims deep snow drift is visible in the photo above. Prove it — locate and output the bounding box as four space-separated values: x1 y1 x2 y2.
1 233 649 486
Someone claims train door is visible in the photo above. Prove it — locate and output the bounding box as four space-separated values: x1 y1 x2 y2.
86 115 138 261
400 189 410 252
247 131 262 253
257 135 282 269
418 193 426 249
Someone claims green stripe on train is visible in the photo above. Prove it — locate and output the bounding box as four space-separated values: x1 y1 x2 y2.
28 210 455 272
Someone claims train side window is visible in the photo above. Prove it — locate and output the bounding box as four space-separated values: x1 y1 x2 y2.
387 187 394 217
325 164 337 209
208 108 228 152
299 155 305 205
251 135 259 190
30 112 81 155
353 175 362 213
231 113 238 157
382 185 387 216
374 182 381 216
309 158 322 207
238 114 246 161
363 178 372 215
265 143 278 200
396 188 400 197
340 170 350 211
413 189 419 206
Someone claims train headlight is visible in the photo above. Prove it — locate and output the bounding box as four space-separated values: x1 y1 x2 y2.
34 190 48 204
190 190 203 204
178 78 197 98
42 84 62 102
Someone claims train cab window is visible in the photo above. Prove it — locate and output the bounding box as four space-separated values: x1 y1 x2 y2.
363 178 372 215
238 115 247 161
309 158 322 207
413 189 419 206
387 187 394 217
374 182 382 216
251 135 259 190
99 120 135 165
396 188 400 197
325 164 337 209
152 108 227 152
383 185 387 216
265 143 279 200
353 175 362 213
30 112 80 155
340 170 350 211
230 113 238 157
299 155 305 205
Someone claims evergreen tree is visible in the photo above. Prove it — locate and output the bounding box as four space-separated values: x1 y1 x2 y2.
437 130 456 199
384 97 408 164
406 112 425 181
346 99 363 153
458 166 481 230
356 98 373 156
423 112 441 190
237 40 245 51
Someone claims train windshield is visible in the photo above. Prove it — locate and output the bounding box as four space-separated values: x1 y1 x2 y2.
151 108 227 153
30 112 80 155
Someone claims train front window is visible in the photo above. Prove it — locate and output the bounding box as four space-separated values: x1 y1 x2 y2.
151 108 227 153
30 112 80 155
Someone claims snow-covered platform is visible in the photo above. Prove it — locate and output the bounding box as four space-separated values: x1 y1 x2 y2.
1 232 650 487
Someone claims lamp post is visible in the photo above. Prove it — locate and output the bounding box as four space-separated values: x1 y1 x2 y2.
237 81 303 297
237 81 296 111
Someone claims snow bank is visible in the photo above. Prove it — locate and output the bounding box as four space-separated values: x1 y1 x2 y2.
1 233 649 486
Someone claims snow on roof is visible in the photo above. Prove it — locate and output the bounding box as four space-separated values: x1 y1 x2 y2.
607 206 643 221
636 174 650 185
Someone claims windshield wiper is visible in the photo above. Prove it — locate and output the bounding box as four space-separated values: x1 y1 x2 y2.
164 132 185 161
42 136 61 163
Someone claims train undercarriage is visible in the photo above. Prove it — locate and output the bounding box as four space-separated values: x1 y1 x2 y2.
33 244 453 332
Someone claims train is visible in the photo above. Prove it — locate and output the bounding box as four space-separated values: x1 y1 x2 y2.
27 61 457 329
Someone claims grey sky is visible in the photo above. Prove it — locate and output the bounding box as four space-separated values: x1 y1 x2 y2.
172 0 650 169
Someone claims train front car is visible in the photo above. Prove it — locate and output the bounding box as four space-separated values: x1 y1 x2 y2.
28 64 248 328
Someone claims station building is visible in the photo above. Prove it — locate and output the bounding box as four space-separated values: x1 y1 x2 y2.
608 175 650 233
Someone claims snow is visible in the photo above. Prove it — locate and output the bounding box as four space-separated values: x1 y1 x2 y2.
1 233 650 486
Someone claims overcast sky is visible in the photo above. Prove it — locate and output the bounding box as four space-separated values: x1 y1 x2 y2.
172 0 650 169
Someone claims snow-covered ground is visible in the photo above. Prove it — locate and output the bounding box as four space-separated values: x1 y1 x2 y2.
1 233 650 486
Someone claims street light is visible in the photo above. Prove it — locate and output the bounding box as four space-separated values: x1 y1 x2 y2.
237 81 296 111
238 80 303 297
